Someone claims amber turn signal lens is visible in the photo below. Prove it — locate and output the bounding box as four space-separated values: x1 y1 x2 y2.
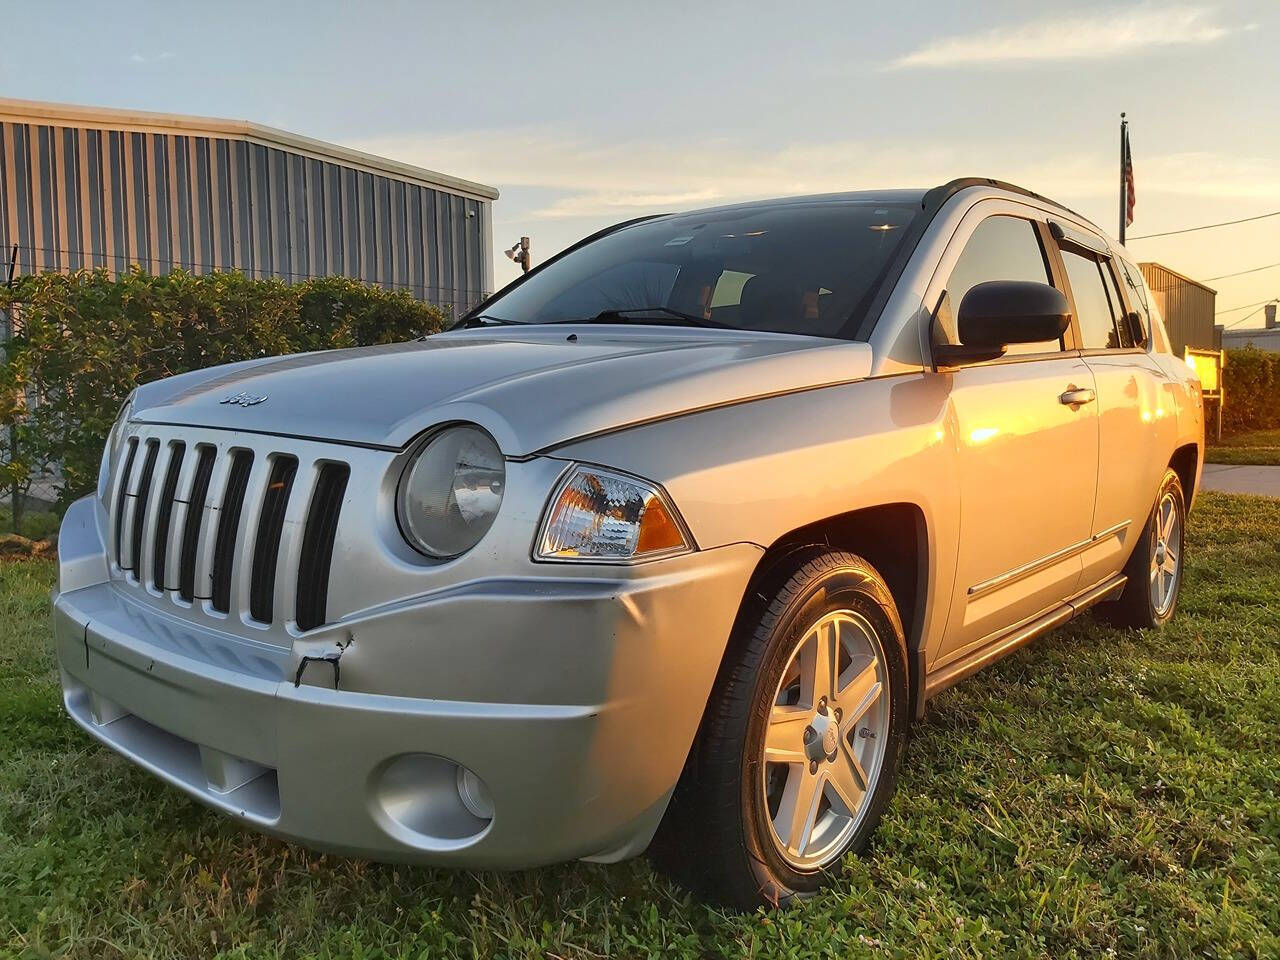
635 496 685 554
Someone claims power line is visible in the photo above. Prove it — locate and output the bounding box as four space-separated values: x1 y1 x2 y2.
1205 261 1280 282
1215 297 1277 315
1128 209 1280 241
1224 303 1274 330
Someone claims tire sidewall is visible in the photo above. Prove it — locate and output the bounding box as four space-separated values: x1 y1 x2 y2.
739 560 910 903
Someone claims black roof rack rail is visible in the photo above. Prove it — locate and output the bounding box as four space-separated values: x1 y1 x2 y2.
924 178 1101 233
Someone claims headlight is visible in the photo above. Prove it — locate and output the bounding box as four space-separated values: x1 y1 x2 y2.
396 425 505 558
98 392 135 499
536 465 692 562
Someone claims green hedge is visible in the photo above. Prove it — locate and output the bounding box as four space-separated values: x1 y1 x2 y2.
1223 347 1280 436
0 269 447 529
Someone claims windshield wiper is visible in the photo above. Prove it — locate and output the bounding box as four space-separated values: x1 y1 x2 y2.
559 307 730 329
449 314 522 331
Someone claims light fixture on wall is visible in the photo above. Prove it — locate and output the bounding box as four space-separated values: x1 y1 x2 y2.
503 237 531 273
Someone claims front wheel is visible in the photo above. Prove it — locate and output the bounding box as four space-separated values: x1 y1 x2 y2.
1100 468 1187 628
652 549 910 908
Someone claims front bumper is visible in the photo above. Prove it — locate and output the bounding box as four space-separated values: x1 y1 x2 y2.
53 495 762 868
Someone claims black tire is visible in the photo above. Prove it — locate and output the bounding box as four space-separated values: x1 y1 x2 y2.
651 548 911 909
1099 468 1186 628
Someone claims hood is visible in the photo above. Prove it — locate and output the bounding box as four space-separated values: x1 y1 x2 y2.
132 326 874 455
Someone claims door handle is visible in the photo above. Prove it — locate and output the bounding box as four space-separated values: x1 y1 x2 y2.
1059 387 1096 406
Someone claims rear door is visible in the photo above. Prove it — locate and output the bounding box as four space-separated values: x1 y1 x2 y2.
930 208 1100 668
1049 228 1176 587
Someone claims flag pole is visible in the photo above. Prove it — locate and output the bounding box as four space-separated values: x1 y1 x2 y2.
1118 112 1127 244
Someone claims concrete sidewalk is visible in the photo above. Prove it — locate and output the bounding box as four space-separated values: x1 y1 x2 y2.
1201 463 1280 497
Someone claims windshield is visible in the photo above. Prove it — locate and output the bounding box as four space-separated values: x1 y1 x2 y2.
475 200 920 338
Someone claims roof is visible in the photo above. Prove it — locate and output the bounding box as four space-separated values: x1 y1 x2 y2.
0 96 498 202
1138 261 1217 296
664 179 1097 232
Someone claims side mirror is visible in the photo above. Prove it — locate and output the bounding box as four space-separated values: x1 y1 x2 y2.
934 280 1071 367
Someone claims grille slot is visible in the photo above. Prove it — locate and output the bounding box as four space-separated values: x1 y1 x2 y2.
151 442 186 589
178 447 217 602
295 463 349 632
249 456 298 624
128 440 160 578
112 438 138 567
210 451 255 613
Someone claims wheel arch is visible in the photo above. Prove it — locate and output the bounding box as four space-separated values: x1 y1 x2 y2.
734 502 930 721
1169 442 1199 511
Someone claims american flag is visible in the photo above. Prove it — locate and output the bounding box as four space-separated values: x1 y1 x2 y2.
1123 124 1135 228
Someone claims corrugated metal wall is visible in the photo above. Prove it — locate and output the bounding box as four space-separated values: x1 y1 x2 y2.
0 120 490 316
1139 262 1216 358
1222 328 1280 353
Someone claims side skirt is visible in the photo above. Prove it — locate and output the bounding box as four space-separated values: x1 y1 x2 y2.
922 574 1128 703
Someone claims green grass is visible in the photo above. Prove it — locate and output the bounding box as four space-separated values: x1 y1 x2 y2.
1207 429 1280 466
3 492 1279 959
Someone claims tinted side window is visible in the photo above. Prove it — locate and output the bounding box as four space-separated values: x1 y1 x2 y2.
1061 250 1120 349
1099 259 1134 347
943 216 1062 355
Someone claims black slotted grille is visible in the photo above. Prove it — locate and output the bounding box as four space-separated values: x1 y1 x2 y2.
295 463 349 632
249 456 298 624
210 451 255 613
112 438 138 567
151 442 186 589
128 440 160 577
178 446 217 602
111 431 351 628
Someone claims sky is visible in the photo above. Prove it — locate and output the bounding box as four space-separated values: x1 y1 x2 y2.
4 0 1278 330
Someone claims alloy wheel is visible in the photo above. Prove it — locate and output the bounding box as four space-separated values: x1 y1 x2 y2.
761 609 891 871
1149 491 1182 616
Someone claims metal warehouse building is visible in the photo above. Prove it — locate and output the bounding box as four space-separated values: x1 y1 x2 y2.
1139 262 1217 358
0 98 498 317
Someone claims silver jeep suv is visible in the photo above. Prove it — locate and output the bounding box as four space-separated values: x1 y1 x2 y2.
54 178 1203 906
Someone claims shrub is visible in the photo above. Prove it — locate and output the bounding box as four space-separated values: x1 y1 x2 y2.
0 269 447 529
1222 347 1280 436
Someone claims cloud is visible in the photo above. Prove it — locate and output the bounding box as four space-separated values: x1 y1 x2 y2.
355 128 1280 228
889 5 1237 69
127 51 176 64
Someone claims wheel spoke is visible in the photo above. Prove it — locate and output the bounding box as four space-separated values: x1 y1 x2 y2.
828 741 868 817
1160 500 1174 541
764 705 810 764
775 767 825 857
839 660 882 728
800 621 838 706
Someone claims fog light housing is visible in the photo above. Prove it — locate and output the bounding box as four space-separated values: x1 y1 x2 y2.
374 754 493 848
456 766 495 820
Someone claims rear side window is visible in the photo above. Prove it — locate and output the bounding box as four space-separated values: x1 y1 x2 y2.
942 215 1062 355
1099 260 1134 348
1061 250 1121 350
